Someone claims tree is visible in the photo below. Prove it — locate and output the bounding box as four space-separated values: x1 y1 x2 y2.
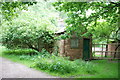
88 21 118 43
0 1 37 21
52 1 120 41
1 1 59 51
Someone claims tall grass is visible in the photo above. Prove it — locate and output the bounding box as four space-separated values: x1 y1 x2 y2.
17 54 97 75
0 44 6 56
31 50 97 75
1 47 97 75
0 46 118 78
3 49 39 55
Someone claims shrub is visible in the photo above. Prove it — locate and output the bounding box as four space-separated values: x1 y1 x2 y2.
19 55 34 60
32 54 97 74
1 1 58 50
3 49 39 55
40 49 50 55
33 55 78 74
2 48 97 75
34 55 85 74
19 55 31 60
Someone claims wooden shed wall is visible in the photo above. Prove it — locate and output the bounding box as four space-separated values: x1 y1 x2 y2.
56 38 92 60
64 38 83 60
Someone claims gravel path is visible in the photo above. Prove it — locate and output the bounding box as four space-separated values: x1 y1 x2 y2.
0 57 58 79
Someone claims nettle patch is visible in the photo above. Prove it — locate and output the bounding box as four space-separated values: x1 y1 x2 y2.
2 46 97 76
29 51 97 75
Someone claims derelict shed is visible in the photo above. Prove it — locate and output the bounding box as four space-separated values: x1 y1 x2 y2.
55 28 92 60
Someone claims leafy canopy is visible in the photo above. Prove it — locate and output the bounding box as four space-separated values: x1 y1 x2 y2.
1 1 59 50
0 1 37 21
53 1 120 42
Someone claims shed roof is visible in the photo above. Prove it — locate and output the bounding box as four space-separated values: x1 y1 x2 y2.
55 27 66 35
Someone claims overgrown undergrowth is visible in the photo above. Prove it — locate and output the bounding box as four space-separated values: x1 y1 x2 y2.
0 45 119 78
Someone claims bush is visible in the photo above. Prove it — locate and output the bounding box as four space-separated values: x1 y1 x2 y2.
2 48 97 75
3 49 39 55
33 55 78 74
33 54 97 74
19 55 38 61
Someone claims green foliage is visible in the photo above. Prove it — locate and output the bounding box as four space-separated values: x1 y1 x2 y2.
52 46 59 56
3 49 39 55
88 21 118 43
35 60 77 74
0 44 6 56
0 1 37 21
55 33 71 40
19 55 37 61
1 1 59 50
1 45 97 74
1 45 118 78
9 48 96 74
32 54 97 74
53 2 119 41
40 48 51 57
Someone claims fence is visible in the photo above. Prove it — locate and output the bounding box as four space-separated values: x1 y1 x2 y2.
92 43 120 59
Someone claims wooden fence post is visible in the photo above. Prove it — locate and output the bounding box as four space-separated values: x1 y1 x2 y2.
102 44 103 58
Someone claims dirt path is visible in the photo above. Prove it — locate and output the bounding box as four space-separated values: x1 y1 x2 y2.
0 57 58 79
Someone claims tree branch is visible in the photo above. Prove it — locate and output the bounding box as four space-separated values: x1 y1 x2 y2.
26 43 39 51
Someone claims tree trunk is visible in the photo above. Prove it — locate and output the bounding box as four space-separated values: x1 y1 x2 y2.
105 38 109 57
114 6 120 58
114 44 120 58
26 43 39 51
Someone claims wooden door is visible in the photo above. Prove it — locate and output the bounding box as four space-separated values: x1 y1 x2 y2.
83 38 90 60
